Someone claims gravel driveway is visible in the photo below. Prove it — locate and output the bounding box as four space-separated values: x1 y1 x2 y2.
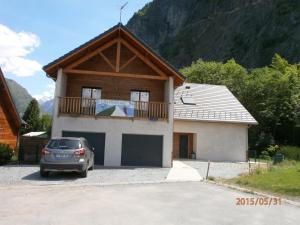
0 165 170 186
0 160 250 186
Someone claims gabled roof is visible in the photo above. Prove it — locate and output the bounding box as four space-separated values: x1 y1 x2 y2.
43 23 184 85
0 68 21 129
174 83 257 124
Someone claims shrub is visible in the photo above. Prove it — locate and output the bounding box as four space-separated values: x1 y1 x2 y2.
260 150 271 160
259 145 281 160
266 145 280 157
0 144 14 165
278 146 300 161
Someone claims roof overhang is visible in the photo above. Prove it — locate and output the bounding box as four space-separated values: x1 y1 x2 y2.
43 23 185 86
0 68 22 129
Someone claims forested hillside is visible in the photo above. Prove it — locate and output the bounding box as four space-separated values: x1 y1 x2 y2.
127 0 300 69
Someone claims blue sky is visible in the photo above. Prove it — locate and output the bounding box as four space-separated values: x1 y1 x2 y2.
0 0 151 100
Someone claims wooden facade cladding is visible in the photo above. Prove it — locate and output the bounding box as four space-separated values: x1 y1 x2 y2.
62 37 168 82
60 27 170 104
0 68 21 149
66 74 165 102
0 100 18 149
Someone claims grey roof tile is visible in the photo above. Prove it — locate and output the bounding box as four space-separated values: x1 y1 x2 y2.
174 83 257 124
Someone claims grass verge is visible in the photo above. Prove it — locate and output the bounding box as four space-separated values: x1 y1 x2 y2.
226 161 300 197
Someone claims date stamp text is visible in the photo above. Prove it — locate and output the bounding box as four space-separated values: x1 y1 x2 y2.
236 197 282 206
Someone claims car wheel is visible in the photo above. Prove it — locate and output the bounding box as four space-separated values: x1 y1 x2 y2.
89 161 94 171
90 164 94 170
40 169 49 178
80 168 88 178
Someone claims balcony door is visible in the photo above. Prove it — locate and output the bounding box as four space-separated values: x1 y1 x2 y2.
131 91 149 115
82 87 101 99
130 90 149 102
81 87 101 115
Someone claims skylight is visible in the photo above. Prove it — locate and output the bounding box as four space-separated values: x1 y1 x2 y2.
181 96 196 105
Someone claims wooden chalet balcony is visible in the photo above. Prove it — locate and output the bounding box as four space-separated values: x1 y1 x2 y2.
58 97 168 120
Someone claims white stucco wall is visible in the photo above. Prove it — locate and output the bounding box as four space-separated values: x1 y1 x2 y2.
174 120 248 162
52 69 67 136
52 117 173 167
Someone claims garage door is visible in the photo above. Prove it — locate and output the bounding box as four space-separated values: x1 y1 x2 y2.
121 134 163 167
62 131 105 165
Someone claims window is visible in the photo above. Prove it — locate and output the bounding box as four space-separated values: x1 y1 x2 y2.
130 91 149 102
81 87 101 113
81 87 101 99
47 139 81 150
181 96 196 105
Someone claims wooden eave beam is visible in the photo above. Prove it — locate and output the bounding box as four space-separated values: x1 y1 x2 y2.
66 39 118 69
44 29 119 72
119 55 137 71
120 39 168 79
99 52 115 71
63 69 167 80
116 38 121 72
121 28 185 83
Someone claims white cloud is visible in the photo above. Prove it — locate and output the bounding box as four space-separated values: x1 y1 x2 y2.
0 24 42 76
34 84 55 103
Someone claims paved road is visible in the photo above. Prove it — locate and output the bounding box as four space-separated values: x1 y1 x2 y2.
0 182 298 225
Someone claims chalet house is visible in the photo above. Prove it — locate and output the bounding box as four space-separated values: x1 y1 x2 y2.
43 24 257 167
0 68 21 149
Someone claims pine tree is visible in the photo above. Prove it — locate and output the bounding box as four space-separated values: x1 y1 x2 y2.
21 99 41 134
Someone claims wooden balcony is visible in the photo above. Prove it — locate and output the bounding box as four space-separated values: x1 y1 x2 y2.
58 97 168 120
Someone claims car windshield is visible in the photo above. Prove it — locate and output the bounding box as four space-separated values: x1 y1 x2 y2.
47 139 81 149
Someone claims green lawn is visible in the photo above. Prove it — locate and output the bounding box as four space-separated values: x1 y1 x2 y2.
227 162 300 197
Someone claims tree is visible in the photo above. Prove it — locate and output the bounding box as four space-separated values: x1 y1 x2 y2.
21 99 41 134
180 59 248 97
40 114 52 135
180 54 300 149
244 54 300 147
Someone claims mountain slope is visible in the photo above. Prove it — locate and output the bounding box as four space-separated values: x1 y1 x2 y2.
127 0 300 68
5 78 54 116
5 78 33 116
40 99 54 115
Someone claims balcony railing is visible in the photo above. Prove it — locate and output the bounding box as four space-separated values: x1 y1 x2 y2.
58 97 168 120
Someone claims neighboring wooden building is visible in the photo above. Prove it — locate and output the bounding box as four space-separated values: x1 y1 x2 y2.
0 68 21 149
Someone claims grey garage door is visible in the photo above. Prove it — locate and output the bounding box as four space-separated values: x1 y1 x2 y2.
62 131 105 165
121 134 163 167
